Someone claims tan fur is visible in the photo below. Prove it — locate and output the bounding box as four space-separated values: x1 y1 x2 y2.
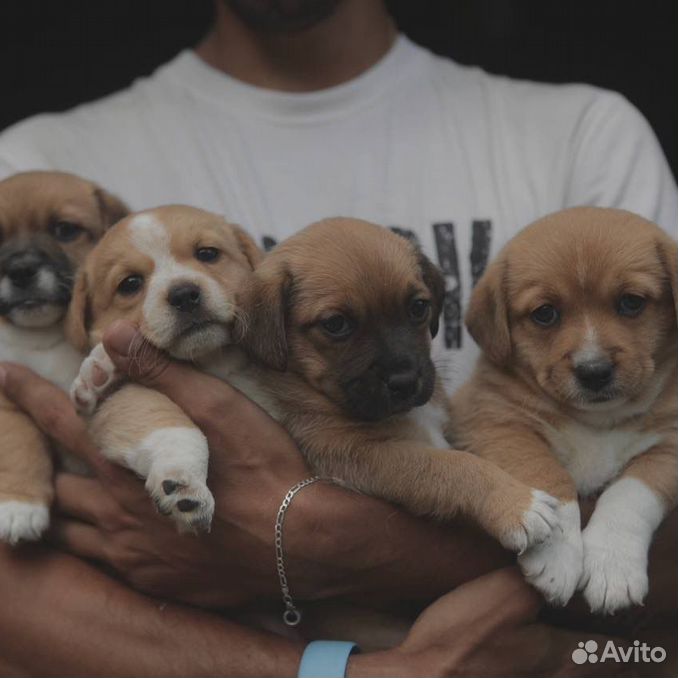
0 171 128 513
90 384 199 467
454 206 677 507
74 210 552 551
0 392 53 504
239 220 543 535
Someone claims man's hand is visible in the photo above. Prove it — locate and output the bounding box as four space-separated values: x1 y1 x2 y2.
352 568 629 677
0 320 508 608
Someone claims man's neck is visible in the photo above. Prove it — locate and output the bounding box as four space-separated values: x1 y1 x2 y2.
196 0 397 92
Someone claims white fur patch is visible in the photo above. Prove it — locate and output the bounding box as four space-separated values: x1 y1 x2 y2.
573 317 602 365
519 500 583 605
543 421 660 497
580 477 665 614
119 426 214 533
406 402 449 449
36 268 57 294
0 323 84 392
0 501 50 545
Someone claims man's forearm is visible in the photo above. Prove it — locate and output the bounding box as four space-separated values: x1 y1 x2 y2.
289 482 510 604
0 546 303 677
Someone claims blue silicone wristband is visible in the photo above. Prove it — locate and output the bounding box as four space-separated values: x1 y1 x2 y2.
297 640 360 678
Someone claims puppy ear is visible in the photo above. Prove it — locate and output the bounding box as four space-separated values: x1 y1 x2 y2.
418 252 446 338
239 264 291 371
94 187 130 228
232 225 263 269
466 257 512 366
656 234 678 319
65 270 91 352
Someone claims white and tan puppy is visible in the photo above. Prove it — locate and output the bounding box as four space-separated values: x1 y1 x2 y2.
451 207 677 613
70 207 561 552
68 206 262 531
0 170 128 543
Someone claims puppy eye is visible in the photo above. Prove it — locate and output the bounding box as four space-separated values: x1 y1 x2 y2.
195 247 220 263
117 274 144 296
49 220 84 243
617 294 646 317
531 304 559 327
409 298 431 321
320 314 353 339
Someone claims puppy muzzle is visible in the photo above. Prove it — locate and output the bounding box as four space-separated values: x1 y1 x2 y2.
0 245 72 320
342 361 436 421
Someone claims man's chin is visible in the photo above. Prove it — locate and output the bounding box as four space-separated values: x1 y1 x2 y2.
225 0 342 33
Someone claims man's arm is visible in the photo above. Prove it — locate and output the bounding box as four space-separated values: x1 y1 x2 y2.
0 544 304 677
0 547 614 678
0 323 508 610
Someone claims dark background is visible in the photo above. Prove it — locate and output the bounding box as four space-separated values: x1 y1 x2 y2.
0 0 675 177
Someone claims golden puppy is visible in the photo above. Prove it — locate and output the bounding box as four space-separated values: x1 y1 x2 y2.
0 170 128 543
70 207 560 551
68 206 261 531
450 207 677 613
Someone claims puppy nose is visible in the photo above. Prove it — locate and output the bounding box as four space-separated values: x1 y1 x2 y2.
7 256 40 288
387 370 419 400
575 360 614 392
167 283 202 313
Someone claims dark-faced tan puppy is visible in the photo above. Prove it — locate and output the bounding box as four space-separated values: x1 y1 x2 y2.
0 170 128 543
451 207 677 614
70 209 560 550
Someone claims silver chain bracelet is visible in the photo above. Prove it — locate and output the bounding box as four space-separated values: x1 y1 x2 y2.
274 476 322 626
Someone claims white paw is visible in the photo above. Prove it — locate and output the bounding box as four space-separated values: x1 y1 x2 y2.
146 469 215 533
580 530 648 615
132 427 214 534
0 501 50 545
520 530 583 606
502 490 560 554
70 343 118 416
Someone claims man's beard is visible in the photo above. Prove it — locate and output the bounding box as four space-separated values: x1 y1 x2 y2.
224 0 343 33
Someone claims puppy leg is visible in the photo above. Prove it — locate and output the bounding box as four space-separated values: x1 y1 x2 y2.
462 427 582 606
0 394 52 544
89 384 214 533
304 439 560 554
580 441 676 614
71 342 121 415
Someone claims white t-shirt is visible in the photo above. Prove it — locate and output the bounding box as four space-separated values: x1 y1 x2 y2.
1 35 676 390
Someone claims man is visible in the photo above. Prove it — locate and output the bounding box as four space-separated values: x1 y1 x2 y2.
0 0 675 675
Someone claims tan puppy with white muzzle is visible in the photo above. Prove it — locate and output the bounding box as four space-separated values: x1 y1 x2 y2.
71 207 562 553
450 207 677 614
0 170 128 543
67 206 261 531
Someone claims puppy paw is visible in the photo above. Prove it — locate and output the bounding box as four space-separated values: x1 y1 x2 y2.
519 506 583 606
0 501 50 545
70 343 119 416
580 528 648 615
134 427 214 534
500 490 560 554
146 470 215 533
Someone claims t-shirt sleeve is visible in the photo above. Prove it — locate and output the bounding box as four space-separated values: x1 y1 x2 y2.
564 90 678 233
0 114 58 180
0 156 18 181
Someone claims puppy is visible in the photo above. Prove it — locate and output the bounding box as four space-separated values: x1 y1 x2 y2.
70 207 560 552
0 170 128 543
450 207 677 614
68 206 262 531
